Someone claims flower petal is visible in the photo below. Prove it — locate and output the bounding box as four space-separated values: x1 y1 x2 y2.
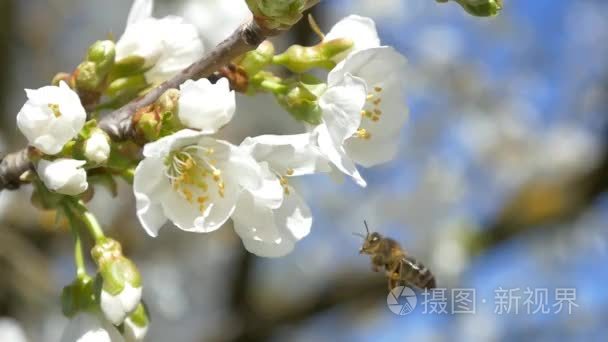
142 129 204 158
319 73 367 144
240 133 331 176
324 15 380 60
133 158 169 236
126 0 154 26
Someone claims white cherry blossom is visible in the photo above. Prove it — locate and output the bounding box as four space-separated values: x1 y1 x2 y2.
116 0 204 85
233 134 329 257
60 312 124 342
178 78 235 133
134 129 265 236
319 15 409 170
330 46 409 167
37 159 88 196
17 81 86 155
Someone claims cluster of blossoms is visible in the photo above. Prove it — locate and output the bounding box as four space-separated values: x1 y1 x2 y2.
9 0 455 340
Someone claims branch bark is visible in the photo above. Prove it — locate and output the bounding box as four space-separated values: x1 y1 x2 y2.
0 19 278 191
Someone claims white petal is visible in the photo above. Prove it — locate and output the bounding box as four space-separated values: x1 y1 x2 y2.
116 18 164 64
60 313 124 342
178 78 235 133
275 186 312 241
324 15 380 60
233 186 312 257
126 0 153 26
316 74 367 186
142 129 204 158
118 284 142 316
345 133 401 168
133 158 169 236
100 291 128 325
246 162 283 209
319 73 367 144
143 16 204 84
233 192 294 257
240 133 331 176
315 124 366 187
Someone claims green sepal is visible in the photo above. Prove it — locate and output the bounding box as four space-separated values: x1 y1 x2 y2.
127 302 150 328
61 276 96 318
31 179 64 210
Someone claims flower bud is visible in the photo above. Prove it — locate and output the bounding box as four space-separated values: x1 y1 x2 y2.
92 239 142 325
277 82 325 124
451 0 503 17
84 130 111 164
245 0 307 29
106 75 148 99
122 303 149 342
239 41 275 76
37 159 88 196
86 40 116 76
273 39 354 73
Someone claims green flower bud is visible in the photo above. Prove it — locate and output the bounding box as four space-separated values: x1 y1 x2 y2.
453 0 503 17
110 56 147 81
277 82 326 124
91 238 143 325
239 41 275 76
61 276 96 318
105 75 148 99
135 110 161 142
273 39 354 73
86 40 116 76
75 61 103 91
246 0 307 29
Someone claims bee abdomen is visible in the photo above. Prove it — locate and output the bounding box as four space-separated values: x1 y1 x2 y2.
401 256 436 290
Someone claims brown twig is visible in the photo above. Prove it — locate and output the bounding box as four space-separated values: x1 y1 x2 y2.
0 19 280 191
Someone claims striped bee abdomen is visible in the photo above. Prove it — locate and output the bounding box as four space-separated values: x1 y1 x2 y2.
399 256 436 290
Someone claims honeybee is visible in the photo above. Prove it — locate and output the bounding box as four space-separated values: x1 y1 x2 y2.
357 221 436 291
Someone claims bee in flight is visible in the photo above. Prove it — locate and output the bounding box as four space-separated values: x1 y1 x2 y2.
356 221 436 291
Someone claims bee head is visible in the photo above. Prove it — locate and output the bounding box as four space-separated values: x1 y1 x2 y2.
356 220 383 254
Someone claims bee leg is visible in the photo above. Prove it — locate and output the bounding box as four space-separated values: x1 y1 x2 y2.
371 255 383 272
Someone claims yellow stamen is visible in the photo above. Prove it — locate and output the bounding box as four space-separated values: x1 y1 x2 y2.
48 104 61 118
356 128 371 140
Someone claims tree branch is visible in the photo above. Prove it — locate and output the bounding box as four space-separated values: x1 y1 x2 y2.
0 19 279 191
